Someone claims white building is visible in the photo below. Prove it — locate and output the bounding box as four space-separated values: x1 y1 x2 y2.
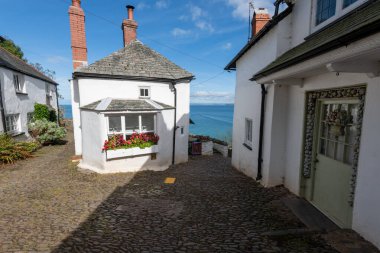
68 1 193 173
226 0 380 248
0 44 59 139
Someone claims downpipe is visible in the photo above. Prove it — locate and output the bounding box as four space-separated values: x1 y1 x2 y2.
257 84 267 181
170 82 178 165
0 80 6 132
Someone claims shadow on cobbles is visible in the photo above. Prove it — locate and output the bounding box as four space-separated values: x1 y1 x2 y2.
52 155 338 253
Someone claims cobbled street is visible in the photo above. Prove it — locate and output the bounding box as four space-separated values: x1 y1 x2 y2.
0 128 341 252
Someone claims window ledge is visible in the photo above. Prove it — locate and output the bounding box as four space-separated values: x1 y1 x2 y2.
106 145 158 160
243 143 252 151
7 131 25 137
16 91 28 95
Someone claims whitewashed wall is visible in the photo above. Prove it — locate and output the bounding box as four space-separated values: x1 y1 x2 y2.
71 77 190 168
0 67 58 136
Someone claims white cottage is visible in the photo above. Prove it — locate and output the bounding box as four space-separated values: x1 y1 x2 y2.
68 1 193 173
0 43 59 139
226 0 380 248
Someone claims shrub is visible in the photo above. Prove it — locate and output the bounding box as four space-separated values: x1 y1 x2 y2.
34 103 50 121
0 134 40 164
49 109 57 122
28 119 66 145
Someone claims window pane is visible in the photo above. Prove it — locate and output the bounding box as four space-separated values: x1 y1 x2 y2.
316 0 336 25
141 114 154 132
108 116 122 132
145 89 149 97
140 89 145 97
343 0 357 8
125 114 140 133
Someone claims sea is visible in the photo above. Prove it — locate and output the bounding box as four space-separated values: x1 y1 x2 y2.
61 104 234 144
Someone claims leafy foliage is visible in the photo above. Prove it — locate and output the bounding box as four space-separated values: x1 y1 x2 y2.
28 119 66 145
0 134 40 164
0 37 24 60
34 103 50 121
30 62 56 80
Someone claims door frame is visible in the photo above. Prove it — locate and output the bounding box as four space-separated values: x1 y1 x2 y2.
300 86 366 217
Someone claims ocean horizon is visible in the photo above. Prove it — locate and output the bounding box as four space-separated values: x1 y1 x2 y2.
60 103 234 143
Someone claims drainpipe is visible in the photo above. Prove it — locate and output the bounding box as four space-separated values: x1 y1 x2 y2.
170 82 178 165
56 85 60 125
256 84 267 181
0 80 6 132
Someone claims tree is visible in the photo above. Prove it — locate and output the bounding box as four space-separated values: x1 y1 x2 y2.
30 62 56 80
0 36 24 60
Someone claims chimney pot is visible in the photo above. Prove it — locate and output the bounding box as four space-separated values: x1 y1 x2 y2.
126 5 135 20
72 0 81 8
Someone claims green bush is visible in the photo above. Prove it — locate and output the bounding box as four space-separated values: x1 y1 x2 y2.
34 103 50 121
28 119 66 145
49 109 57 122
0 134 40 164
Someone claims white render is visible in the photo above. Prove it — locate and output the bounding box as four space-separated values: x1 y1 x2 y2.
71 77 190 173
230 0 380 248
0 66 58 136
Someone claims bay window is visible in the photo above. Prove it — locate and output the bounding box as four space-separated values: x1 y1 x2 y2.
107 113 156 139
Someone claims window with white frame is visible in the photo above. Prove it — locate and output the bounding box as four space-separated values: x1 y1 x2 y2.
27 112 34 124
5 114 20 133
107 113 156 139
316 0 336 25
13 74 25 93
245 118 253 148
139 87 150 98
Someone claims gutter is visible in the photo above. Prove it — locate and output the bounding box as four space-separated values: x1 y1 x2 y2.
256 84 267 181
171 82 178 165
0 79 6 132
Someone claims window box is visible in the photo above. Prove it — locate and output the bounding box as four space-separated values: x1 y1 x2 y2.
106 145 159 159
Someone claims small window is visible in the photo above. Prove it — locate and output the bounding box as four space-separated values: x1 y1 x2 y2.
245 118 253 147
316 0 336 25
27 112 34 124
13 74 24 93
139 87 150 98
108 116 122 133
141 114 155 132
343 0 357 8
5 114 20 133
125 114 140 134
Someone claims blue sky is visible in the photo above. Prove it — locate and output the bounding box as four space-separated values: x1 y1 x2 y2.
0 0 276 105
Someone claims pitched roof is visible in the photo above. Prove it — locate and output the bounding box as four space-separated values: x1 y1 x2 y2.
81 98 174 112
253 0 380 80
74 40 194 82
0 47 58 85
225 6 293 70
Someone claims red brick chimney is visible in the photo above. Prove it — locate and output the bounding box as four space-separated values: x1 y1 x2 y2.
122 5 138 47
251 8 271 38
69 0 88 70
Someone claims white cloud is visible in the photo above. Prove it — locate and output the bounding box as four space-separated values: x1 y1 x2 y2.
171 28 192 37
136 3 150 10
191 91 233 98
156 0 169 9
46 55 69 64
190 5 204 20
225 0 274 20
222 42 232 50
195 21 214 32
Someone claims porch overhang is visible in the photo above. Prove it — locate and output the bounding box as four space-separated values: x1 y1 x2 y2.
254 33 380 85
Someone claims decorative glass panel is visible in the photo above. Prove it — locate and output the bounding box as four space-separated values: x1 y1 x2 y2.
141 114 154 132
316 0 336 25
125 114 140 133
108 116 122 132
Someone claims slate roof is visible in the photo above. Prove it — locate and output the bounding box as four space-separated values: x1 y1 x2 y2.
0 46 58 85
74 40 194 82
253 0 380 80
81 98 174 112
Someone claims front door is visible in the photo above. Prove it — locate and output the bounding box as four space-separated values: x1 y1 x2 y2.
311 100 359 228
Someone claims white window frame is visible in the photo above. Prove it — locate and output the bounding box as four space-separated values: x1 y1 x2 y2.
139 87 150 98
5 114 20 133
27 112 34 124
244 118 253 148
13 73 25 93
311 0 366 33
107 113 157 139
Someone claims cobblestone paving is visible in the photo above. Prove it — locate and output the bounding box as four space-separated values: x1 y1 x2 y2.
0 129 339 252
